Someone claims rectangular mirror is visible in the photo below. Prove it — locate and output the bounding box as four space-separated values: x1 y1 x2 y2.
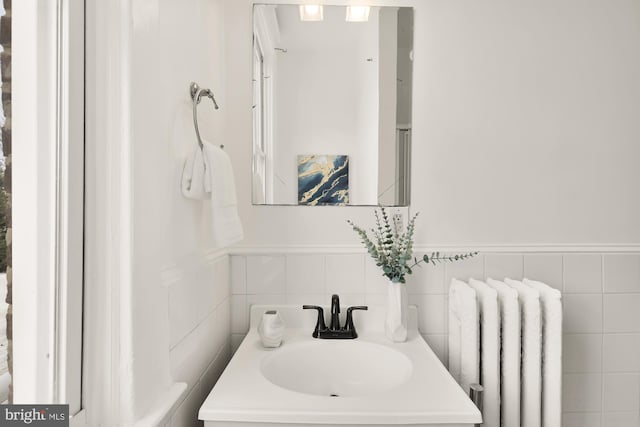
252 4 413 206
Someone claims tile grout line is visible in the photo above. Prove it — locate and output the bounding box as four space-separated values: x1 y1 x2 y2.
560 254 566 417
560 253 565 293
601 253 605 426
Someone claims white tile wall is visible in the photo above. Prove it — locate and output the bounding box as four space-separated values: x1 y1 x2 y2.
246 293 287 308
408 255 446 294
409 294 447 334
171 384 204 427
602 411 640 427
200 257 230 322
423 334 448 365
603 373 640 412
562 411 602 427
604 294 640 333
168 255 232 427
231 333 244 354
169 279 201 348
444 254 485 284
246 256 286 295
564 254 603 293
524 253 564 290
286 254 325 294
484 253 523 281
603 334 640 373
604 254 640 293
364 293 387 306
563 373 603 412
325 254 366 295
564 294 603 333
170 343 230 427
230 256 247 294
231 295 248 334
364 257 389 294
230 251 640 425
563 334 603 373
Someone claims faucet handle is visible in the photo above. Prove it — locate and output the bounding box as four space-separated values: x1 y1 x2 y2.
344 306 368 335
303 305 327 338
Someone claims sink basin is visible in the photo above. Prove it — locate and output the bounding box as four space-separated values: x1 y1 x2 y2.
260 340 413 397
200 305 482 426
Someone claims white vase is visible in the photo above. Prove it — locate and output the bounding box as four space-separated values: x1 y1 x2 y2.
385 281 408 342
258 310 285 348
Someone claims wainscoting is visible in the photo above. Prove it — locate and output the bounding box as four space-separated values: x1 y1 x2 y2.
166 254 231 427
230 251 640 427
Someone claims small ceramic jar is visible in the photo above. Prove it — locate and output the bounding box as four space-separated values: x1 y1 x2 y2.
258 310 285 348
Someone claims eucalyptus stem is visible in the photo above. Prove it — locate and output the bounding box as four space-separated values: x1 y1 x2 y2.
347 208 478 284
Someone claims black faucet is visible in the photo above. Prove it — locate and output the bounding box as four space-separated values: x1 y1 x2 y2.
301 305 327 338
303 294 367 339
330 294 341 331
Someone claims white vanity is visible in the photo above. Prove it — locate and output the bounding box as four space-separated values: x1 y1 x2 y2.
199 305 482 427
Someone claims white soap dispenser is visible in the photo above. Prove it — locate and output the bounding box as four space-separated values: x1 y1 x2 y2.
258 310 285 348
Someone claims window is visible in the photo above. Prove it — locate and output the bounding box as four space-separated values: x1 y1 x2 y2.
0 0 11 405
13 0 84 414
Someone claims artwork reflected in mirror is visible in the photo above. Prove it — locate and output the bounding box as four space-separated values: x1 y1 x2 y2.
252 5 413 206
297 155 349 206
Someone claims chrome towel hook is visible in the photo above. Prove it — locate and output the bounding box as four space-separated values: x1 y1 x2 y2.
190 82 223 149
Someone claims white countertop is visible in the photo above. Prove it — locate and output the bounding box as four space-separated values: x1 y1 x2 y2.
199 305 482 425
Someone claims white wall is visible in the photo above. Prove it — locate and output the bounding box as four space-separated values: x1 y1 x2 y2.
412 0 640 245
96 0 232 424
226 0 640 248
223 5 640 425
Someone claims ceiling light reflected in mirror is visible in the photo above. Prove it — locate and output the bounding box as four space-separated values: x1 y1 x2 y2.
299 5 324 21
345 6 370 22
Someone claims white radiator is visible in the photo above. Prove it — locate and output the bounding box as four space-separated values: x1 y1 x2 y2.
448 278 562 427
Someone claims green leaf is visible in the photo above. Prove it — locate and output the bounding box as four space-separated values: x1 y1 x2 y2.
347 210 478 288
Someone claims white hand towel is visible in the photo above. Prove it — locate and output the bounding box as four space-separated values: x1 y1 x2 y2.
525 279 562 427
468 279 500 427
486 278 521 427
506 278 542 427
201 141 244 248
448 279 479 394
181 146 209 200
